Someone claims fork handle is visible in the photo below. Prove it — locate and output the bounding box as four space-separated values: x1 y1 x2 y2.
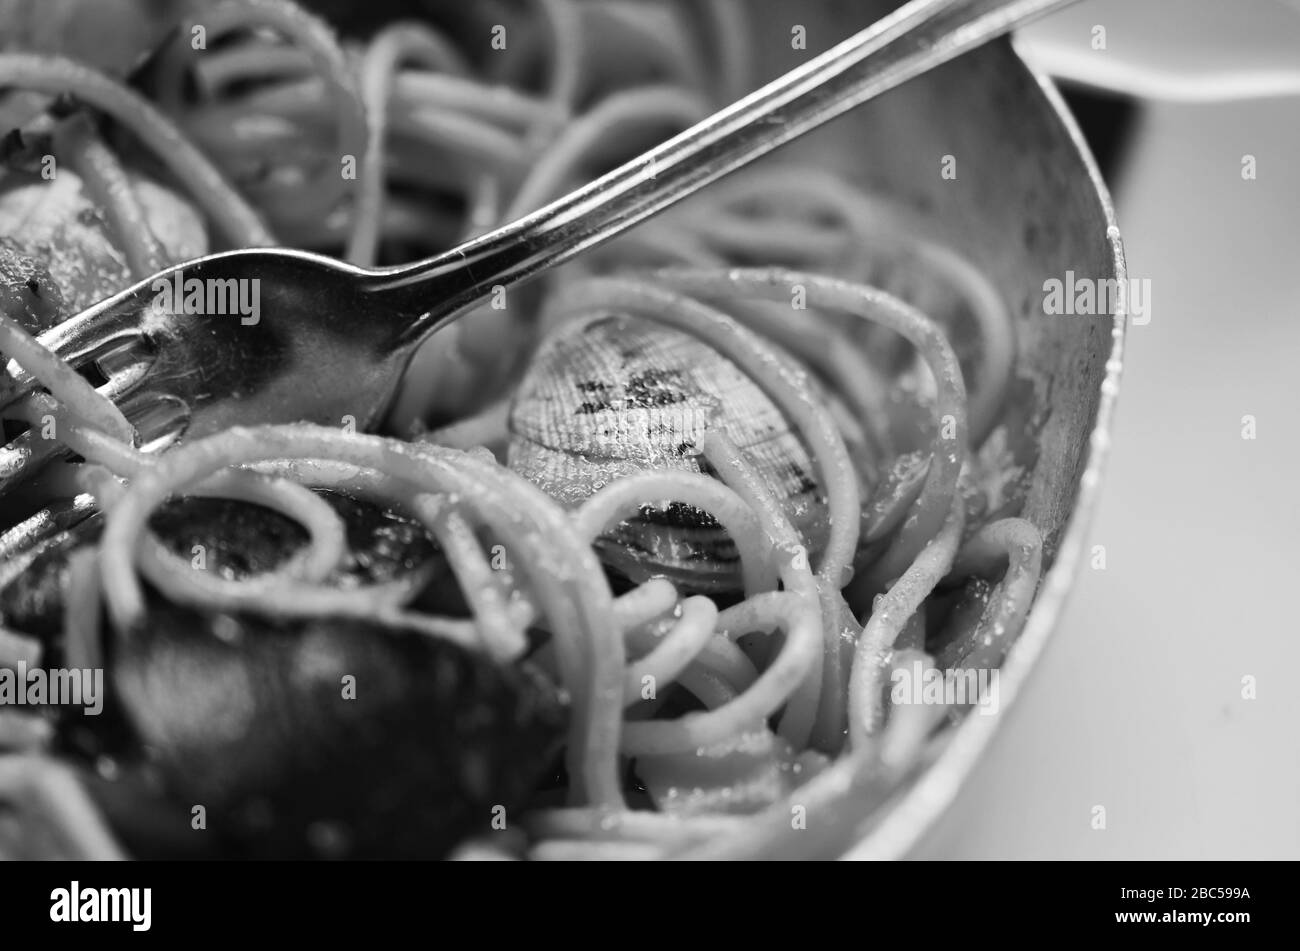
366 0 1077 345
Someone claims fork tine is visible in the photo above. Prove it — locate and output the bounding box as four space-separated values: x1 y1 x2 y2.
0 289 149 410
0 495 98 592
0 430 63 490
0 351 155 495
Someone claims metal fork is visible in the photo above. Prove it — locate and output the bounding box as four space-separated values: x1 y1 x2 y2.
0 0 1076 487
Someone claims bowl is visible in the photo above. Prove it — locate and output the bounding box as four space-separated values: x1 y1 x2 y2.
714 0 1127 858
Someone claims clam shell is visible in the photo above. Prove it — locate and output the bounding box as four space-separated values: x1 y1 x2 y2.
0 169 207 312
508 312 828 593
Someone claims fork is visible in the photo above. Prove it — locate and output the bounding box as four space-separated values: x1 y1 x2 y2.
0 0 1076 492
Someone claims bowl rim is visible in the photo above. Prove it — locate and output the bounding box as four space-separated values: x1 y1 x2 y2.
842 51 1129 861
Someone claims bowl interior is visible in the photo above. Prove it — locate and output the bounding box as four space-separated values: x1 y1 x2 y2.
696 0 1124 855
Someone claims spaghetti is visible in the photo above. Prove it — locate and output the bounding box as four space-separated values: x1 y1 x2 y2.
0 0 1042 860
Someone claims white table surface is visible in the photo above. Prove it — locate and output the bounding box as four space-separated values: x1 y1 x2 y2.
906 91 1300 859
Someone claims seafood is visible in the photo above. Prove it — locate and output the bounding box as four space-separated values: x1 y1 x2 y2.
0 492 566 860
508 311 829 594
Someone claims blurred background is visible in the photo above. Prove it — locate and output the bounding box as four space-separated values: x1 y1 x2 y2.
909 0 1300 859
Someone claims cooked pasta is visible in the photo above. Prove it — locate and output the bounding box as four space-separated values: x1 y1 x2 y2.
0 0 1042 860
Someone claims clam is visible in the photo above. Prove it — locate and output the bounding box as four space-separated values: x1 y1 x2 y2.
507 312 828 593
0 167 207 312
